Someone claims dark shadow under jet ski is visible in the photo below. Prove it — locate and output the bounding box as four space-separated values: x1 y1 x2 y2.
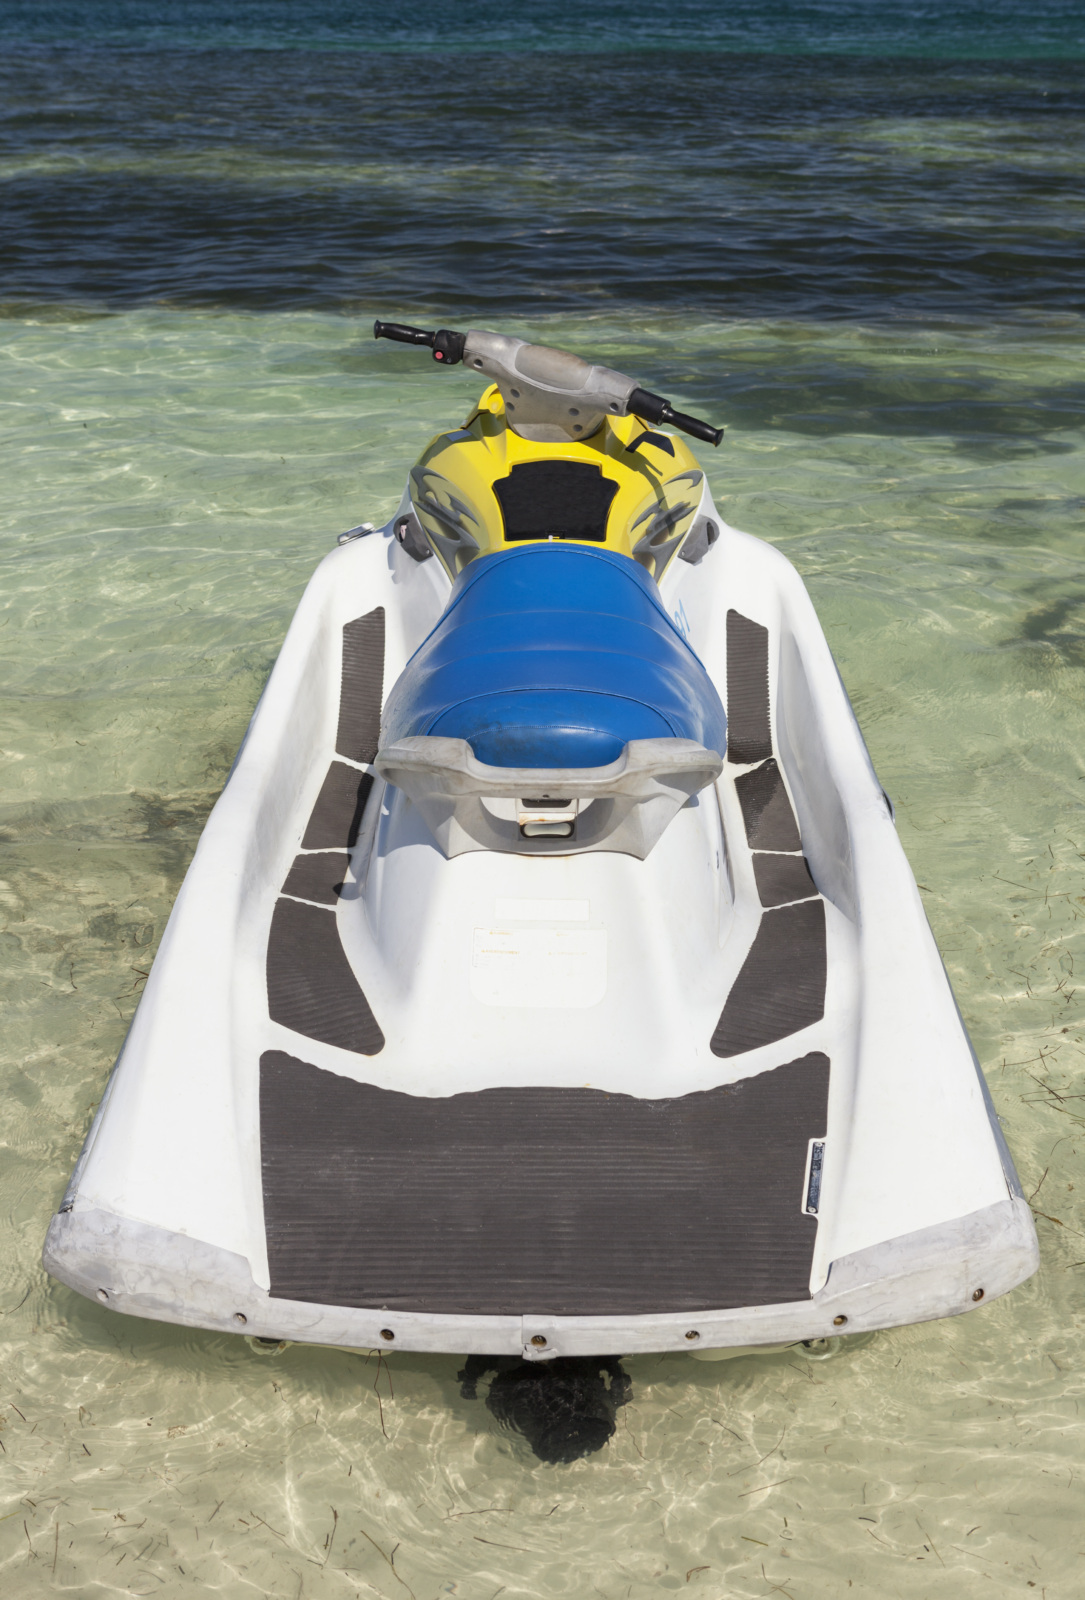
458 1354 633 1464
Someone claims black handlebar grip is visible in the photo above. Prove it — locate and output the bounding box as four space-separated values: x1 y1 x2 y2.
664 408 724 447
373 320 466 365
373 320 436 346
627 387 723 448
627 387 668 425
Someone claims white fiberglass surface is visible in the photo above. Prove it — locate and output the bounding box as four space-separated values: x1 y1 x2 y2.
345 783 730 1095
3 309 1081 1597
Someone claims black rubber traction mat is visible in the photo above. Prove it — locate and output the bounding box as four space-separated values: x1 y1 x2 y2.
753 853 816 909
301 763 373 851
711 899 826 1058
281 852 351 906
266 899 385 1056
260 1049 830 1316
493 461 618 543
336 608 385 763
726 610 773 764
736 758 801 852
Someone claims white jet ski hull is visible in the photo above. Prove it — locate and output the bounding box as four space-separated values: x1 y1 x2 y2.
44 498 1038 1358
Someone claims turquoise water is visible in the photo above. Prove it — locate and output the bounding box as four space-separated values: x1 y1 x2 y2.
3 2 1085 1594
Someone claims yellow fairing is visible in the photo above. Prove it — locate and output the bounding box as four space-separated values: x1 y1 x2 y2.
409 385 706 583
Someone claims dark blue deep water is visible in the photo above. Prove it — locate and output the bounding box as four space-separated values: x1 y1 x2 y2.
2 0 1084 322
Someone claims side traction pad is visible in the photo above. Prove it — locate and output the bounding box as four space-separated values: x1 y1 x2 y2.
753 853 816 909
281 852 351 906
267 900 385 1056
712 899 826 1057
336 608 385 763
726 610 772 764
736 758 801 851
260 1049 829 1316
301 763 374 851
267 606 386 1056
720 618 821 1055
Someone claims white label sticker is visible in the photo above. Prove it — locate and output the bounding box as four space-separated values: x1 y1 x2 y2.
493 897 590 923
471 927 607 1009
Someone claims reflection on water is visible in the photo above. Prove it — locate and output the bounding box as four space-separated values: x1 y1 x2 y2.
1 306 1083 1594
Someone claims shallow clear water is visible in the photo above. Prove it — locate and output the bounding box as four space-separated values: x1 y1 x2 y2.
3 3 1085 1596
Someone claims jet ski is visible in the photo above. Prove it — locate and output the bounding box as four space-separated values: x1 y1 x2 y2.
44 321 1039 1364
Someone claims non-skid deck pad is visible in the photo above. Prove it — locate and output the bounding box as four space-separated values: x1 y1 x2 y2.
301 763 373 851
267 899 384 1056
493 461 618 542
753 853 816 909
336 608 385 763
260 1050 830 1315
281 852 351 905
735 758 801 852
711 899 826 1057
726 610 772 764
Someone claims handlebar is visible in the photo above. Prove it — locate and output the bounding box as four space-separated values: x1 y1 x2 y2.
373 319 466 364
373 319 723 446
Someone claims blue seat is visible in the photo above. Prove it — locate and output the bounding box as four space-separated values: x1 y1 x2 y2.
380 543 727 769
